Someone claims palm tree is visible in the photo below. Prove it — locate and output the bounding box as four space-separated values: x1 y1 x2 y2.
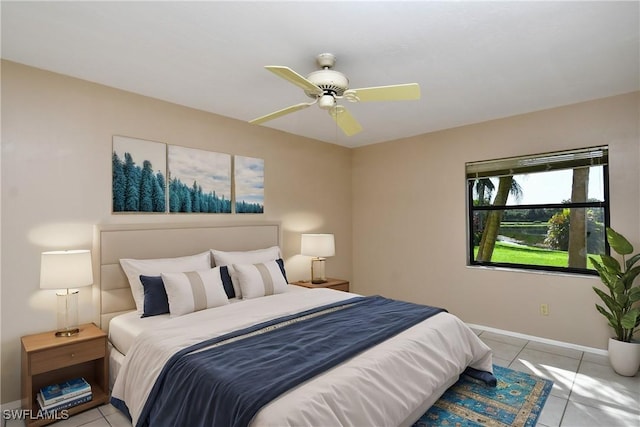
568 167 589 268
476 176 522 262
474 178 495 206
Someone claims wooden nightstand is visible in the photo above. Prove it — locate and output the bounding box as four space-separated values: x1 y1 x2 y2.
292 278 350 292
21 323 109 426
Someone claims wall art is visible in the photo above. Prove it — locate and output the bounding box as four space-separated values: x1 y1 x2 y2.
234 156 264 214
112 136 167 213
168 145 232 213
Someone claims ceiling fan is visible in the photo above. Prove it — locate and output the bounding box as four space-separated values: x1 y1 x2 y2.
249 53 421 136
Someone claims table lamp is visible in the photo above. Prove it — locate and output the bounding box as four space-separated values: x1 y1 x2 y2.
301 234 335 284
40 250 93 337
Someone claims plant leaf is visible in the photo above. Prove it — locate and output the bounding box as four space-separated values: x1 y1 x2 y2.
626 253 640 271
591 258 616 288
601 254 621 272
628 286 640 303
593 287 620 314
595 304 615 324
622 266 640 290
607 228 634 255
621 309 640 330
612 277 626 295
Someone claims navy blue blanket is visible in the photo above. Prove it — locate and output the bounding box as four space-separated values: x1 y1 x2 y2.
131 296 448 427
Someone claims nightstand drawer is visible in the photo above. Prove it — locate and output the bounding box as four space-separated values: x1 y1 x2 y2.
329 283 349 292
30 340 105 375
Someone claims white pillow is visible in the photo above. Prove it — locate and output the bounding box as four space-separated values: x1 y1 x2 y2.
161 267 229 317
233 260 288 299
120 251 211 313
211 246 281 298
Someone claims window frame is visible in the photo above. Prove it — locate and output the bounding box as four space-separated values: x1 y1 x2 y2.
466 147 610 276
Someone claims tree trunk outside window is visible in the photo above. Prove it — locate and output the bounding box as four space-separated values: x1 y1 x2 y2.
476 176 513 262
568 167 589 268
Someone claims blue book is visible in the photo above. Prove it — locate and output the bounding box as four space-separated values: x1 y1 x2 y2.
39 377 91 406
37 392 92 413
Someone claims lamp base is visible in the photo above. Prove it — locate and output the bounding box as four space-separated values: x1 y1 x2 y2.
55 327 80 337
310 257 327 284
56 289 80 337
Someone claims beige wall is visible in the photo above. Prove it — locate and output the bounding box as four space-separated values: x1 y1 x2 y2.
0 61 352 403
352 92 639 350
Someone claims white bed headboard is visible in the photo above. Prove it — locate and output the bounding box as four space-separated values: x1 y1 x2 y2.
93 222 281 330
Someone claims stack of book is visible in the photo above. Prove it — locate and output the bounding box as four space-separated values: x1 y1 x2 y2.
37 377 92 413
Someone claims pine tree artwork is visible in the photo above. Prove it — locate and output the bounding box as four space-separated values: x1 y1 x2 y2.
167 145 232 214
235 156 264 214
112 136 167 213
112 136 262 215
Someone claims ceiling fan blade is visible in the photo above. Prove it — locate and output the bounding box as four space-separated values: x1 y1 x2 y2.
249 103 312 125
345 83 420 102
265 66 323 96
329 106 363 136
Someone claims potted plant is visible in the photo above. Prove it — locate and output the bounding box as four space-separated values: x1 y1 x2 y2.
590 227 640 376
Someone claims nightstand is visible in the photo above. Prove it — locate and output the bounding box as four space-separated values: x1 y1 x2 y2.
21 323 109 426
292 278 350 292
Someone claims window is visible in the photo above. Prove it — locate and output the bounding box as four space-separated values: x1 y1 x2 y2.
466 146 609 275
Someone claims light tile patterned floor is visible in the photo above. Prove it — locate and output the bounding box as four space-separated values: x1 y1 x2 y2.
4 330 639 426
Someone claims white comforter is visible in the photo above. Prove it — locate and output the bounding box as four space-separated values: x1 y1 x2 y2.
112 288 493 427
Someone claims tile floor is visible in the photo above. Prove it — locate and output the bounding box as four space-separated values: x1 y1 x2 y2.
4 329 639 426
477 330 640 427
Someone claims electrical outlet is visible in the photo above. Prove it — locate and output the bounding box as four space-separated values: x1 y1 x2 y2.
540 304 549 316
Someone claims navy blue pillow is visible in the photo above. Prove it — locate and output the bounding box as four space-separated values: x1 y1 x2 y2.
276 258 288 283
220 266 235 299
139 275 169 318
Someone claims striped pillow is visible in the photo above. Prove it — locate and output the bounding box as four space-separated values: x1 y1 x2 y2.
161 267 229 317
234 260 288 299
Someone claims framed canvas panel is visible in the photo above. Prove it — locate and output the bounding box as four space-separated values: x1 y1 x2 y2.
168 145 232 213
112 136 167 213
235 155 264 214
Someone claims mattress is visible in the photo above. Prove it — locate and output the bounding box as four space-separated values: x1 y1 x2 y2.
109 311 170 356
111 287 493 426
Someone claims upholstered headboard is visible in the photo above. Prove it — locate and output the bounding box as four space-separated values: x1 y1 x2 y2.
93 222 281 330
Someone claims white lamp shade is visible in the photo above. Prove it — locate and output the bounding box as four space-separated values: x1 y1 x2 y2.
301 234 335 258
40 250 94 289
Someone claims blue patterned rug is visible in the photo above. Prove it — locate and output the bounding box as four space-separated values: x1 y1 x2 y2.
413 365 553 427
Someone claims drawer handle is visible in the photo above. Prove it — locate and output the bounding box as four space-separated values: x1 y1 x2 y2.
71 353 75 358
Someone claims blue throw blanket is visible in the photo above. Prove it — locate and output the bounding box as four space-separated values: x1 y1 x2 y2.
125 296 449 427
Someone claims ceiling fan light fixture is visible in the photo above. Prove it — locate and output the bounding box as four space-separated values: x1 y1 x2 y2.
318 94 336 110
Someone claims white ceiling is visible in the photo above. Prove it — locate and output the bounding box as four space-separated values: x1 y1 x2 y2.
2 1 638 148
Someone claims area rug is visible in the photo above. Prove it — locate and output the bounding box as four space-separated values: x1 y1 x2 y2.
413 365 553 427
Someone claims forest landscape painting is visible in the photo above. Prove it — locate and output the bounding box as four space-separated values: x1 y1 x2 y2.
112 136 166 213
235 156 264 214
168 145 232 213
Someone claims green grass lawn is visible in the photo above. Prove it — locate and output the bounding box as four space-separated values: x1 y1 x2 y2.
474 241 596 269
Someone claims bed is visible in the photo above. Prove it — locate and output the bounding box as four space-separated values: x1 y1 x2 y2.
94 222 493 427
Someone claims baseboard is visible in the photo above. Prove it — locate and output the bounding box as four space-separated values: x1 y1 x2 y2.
1 400 22 427
466 323 608 356
1 400 21 411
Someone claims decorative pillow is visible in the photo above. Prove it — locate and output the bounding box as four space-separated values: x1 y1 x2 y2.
233 260 288 300
120 251 211 313
161 267 229 317
211 246 281 298
139 275 169 318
